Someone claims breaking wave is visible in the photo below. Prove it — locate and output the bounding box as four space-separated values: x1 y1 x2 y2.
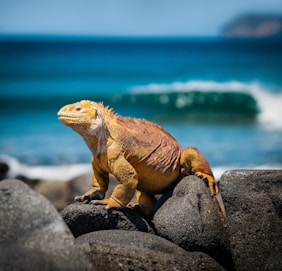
1 80 282 129
123 80 282 129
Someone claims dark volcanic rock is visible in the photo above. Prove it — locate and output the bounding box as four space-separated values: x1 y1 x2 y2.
76 230 225 271
68 173 92 197
34 180 73 211
0 161 9 180
153 176 231 269
28 174 92 211
61 202 154 237
0 179 93 271
34 174 119 211
220 170 282 271
68 173 118 199
76 229 188 256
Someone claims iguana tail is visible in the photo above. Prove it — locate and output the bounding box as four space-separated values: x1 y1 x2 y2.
180 147 226 219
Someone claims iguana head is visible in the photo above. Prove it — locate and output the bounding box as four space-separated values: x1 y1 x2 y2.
57 100 105 135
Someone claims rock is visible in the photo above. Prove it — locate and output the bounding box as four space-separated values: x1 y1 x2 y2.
76 230 225 271
16 173 108 211
220 170 282 271
28 174 92 211
0 179 93 271
1 171 122 212
68 173 92 197
34 173 119 211
153 176 232 270
34 180 73 211
0 161 9 180
61 202 154 237
76 229 188 255
68 173 118 199
8 174 91 212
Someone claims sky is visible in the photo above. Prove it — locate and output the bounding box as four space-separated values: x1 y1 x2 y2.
1 0 282 36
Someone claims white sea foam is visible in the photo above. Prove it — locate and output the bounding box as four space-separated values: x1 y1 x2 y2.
253 87 282 130
130 80 282 130
0 154 91 181
130 80 254 93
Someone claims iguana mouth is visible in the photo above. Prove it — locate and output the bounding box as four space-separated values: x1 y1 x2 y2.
57 113 81 123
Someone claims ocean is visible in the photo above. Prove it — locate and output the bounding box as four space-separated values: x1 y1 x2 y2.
0 37 282 180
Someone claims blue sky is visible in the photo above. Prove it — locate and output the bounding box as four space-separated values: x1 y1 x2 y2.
1 0 282 36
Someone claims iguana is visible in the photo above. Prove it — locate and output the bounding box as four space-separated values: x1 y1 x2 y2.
58 100 225 218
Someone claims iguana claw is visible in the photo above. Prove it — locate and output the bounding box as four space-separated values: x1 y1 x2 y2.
90 197 122 208
74 189 105 203
194 171 219 196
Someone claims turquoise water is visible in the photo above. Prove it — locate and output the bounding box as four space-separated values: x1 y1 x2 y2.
0 37 282 173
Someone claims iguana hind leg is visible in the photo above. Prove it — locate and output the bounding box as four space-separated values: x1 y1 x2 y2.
128 190 157 218
181 147 226 218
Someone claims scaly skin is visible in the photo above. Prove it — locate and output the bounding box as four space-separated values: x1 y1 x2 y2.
58 100 225 218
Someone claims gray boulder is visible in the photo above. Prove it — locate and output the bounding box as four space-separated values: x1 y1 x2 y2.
220 170 282 271
0 179 93 271
76 229 188 255
76 230 225 271
34 180 73 210
22 174 92 211
153 176 231 270
34 174 118 211
68 173 119 199
61 202 154 237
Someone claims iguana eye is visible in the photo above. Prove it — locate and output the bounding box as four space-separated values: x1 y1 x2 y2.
75 106 82 111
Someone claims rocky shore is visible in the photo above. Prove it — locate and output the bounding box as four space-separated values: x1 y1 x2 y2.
0 169 281 270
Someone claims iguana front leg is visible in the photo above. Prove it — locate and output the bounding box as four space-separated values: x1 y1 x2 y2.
74 157 109 202
181 147 226 218
91 155 138 209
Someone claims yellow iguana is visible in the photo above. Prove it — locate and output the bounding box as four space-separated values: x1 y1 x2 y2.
58 100 225 218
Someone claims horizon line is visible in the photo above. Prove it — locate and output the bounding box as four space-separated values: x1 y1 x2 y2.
0 33 281 42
